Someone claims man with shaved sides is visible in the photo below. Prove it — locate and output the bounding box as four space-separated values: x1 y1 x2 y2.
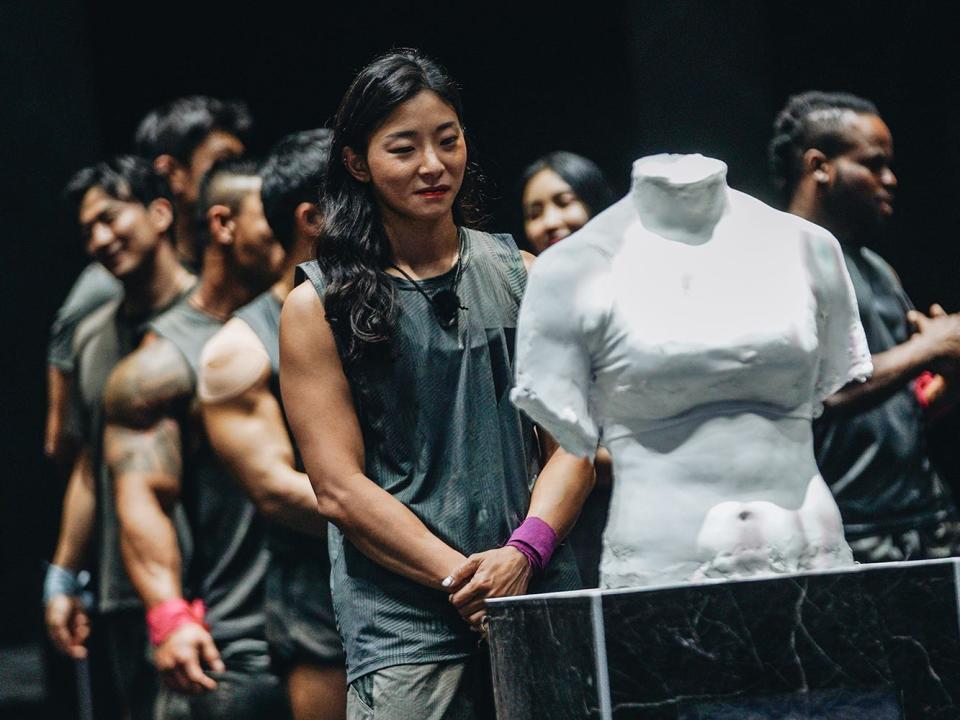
772 91 960 561
200 129 346 720
105 158 290 719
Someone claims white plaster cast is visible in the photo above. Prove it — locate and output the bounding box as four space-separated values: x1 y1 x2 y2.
511 153 873 589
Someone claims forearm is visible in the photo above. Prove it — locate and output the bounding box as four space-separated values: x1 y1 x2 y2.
823 336 934 417
118 480 183 608
52 449 95 572
526 448 595 539
107 418 185 609
317 471 466 590
247 466 327 537
203 384 329 537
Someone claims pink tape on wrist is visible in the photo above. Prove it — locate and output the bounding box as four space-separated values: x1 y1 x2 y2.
146 598 207 646
915 371 935 410
506 516 558 573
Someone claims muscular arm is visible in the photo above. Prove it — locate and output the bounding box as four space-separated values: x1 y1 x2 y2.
200 319 324 536
104 337 191 609
280 283 466 590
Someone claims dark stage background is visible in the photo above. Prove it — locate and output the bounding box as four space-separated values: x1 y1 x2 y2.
2 0 959 713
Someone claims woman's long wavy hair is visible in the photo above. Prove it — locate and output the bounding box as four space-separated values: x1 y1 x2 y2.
318 49 484 369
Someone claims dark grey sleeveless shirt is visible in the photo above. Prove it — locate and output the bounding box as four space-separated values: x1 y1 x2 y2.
234 290 326 559
299 229 580 683
150 298 270 655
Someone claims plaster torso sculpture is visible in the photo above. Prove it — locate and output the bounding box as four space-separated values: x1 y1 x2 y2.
512 154 873 589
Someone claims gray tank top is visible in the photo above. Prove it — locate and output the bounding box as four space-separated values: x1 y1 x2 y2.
234 290 326 559
299 228 580 683
150 298 270 653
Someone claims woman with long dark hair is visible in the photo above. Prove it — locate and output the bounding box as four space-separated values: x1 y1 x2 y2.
280 49 591 719
520 150 614 254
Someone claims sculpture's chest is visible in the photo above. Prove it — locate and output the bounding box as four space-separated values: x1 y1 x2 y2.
595 226 820 419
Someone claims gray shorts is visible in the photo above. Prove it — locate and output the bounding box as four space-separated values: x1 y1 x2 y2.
265 550 345 671
154 651 290 720
346 654 495 720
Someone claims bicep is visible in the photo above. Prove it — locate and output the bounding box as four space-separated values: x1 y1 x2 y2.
279 285 365 489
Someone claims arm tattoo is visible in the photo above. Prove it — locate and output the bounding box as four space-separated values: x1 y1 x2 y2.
105 418 182 478
104 338 192 500
105 338 193 428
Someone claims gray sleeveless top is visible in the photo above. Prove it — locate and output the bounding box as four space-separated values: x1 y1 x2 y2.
234 290 327 559
150 298 270 654
299 228 580 683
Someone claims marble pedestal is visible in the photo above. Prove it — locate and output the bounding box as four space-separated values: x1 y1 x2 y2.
486 559 960 719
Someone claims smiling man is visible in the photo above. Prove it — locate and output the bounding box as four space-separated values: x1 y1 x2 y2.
44 156 196 720
45 97 251 466
772 91 960 561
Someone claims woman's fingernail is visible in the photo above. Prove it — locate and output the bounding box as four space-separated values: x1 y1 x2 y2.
442 576 453 587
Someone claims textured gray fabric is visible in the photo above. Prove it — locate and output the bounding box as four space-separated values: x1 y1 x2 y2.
48 261 123 371
234 290 343 666
346 656 494 720
299 228 580 684
814 245 957 538
149 299 270 654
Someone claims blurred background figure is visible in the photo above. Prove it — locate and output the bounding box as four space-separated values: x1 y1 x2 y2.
44 156 196 720
106 159 289 720
44 97 251 468
519 151 614 255
200 129 347 720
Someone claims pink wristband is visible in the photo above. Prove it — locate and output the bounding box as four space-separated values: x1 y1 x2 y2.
915 371 935 410
506 516 558 573
146 598 207 646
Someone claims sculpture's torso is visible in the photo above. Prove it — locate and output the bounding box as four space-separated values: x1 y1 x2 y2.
512 156 872 589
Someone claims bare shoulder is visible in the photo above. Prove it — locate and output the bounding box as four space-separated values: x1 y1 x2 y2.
521 250 537 273
198 318 270 405
280 282 336 353
105 334 192 427
283 281 326 323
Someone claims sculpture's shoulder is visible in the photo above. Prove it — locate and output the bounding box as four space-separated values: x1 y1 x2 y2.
728 190 846 284
732 189 839 248
530 197 632 283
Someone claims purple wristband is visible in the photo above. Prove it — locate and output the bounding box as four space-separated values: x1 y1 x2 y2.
506 516 558 573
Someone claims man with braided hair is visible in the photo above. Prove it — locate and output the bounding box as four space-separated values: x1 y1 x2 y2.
771 90 960 561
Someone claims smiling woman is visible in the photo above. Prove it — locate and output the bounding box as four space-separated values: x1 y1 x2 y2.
279 49 590 720
520 151 614 255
